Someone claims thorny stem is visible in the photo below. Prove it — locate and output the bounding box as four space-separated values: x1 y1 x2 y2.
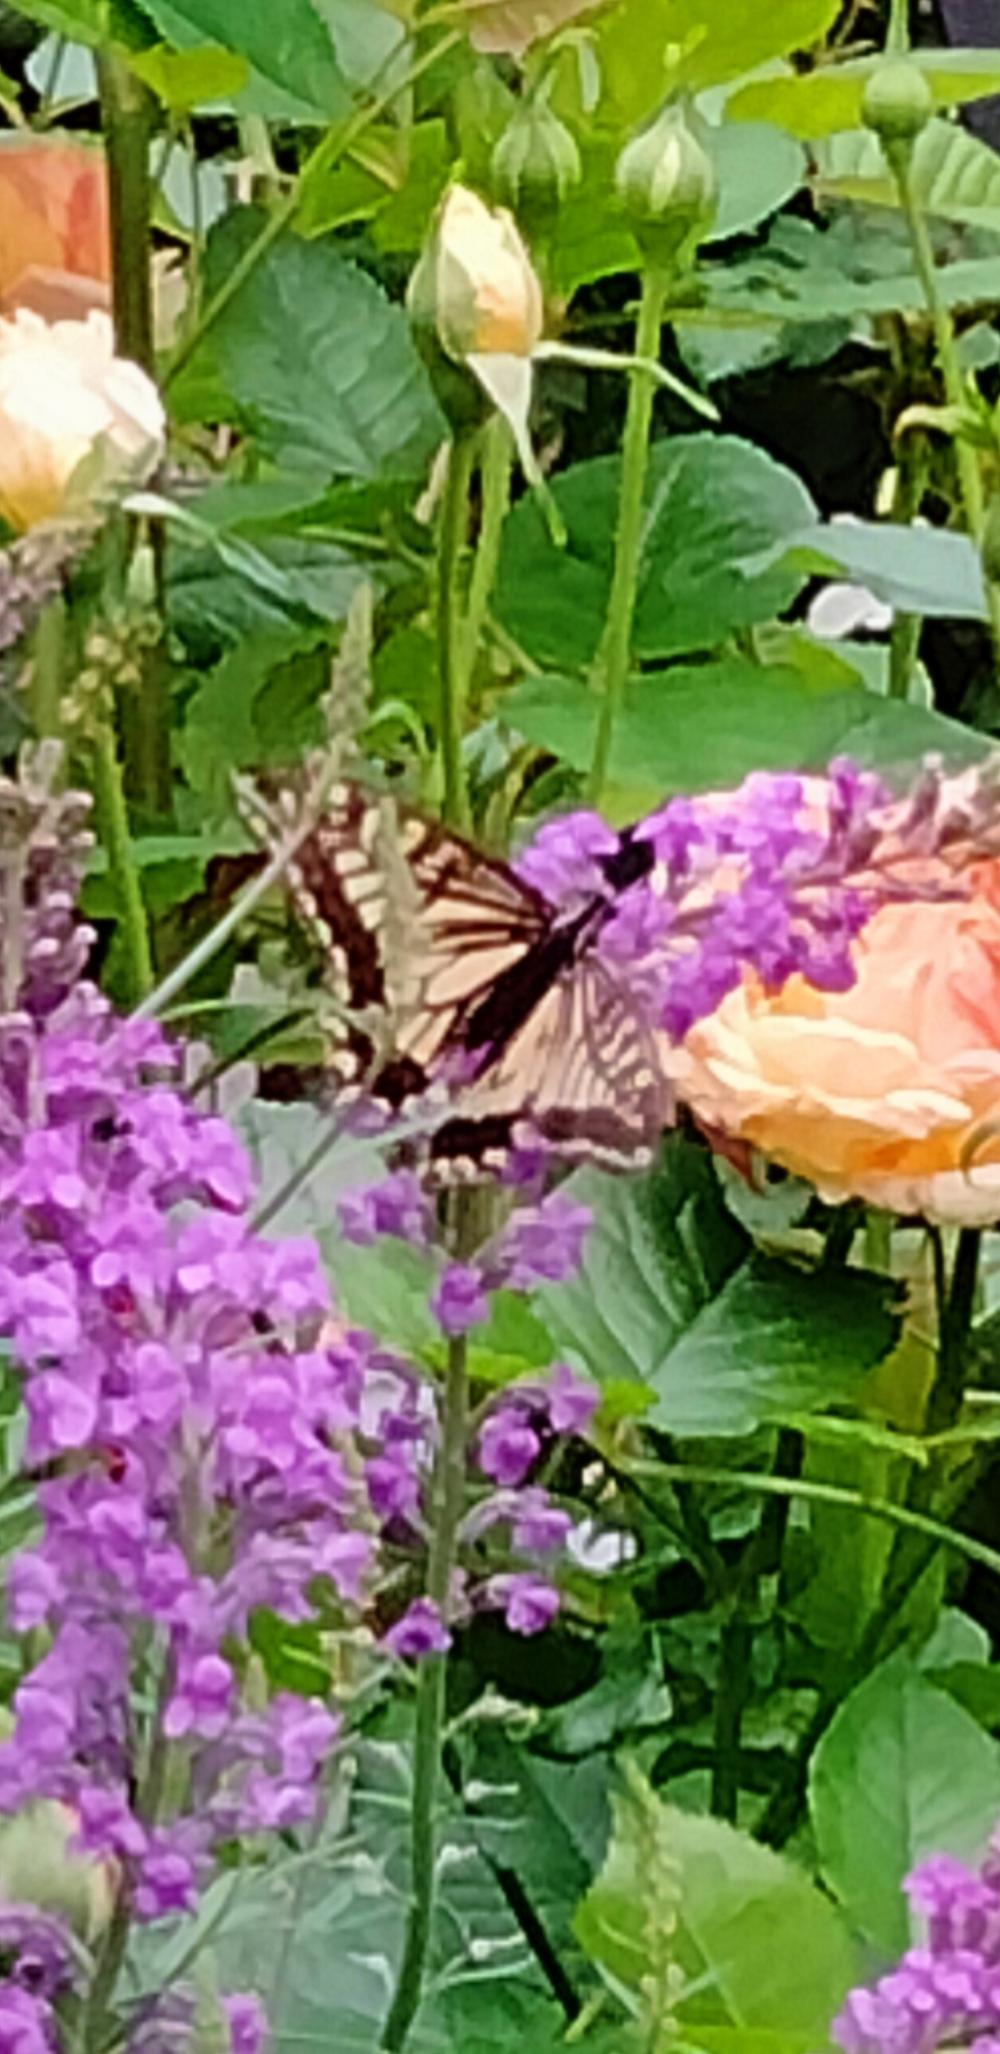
165 32 461 385
96 48 172 819
587 266 670 805
887 141 1000 666
90 722 154 1005
437 430 477 832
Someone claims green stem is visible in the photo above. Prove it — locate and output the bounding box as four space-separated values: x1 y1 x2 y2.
437 431 477 832
888 141 1000 663
96 49 173 821
81 1894 130 2054
710 1430 800 1821
887 433 928 699
587 266 670 806
887 0 910 52
90 722 154 1004
380 1330 469 2053
96 48 154 373
462 416 512 692
927 1227 980 1437
165 31 460 387
30 591 66 738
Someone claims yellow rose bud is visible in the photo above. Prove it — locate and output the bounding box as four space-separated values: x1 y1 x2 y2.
408 184 544 366
0 307 164 532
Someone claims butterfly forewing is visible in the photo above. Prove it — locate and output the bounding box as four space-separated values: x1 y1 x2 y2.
287 782 552 1082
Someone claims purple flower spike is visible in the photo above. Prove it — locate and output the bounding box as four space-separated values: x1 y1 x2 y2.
383 1597 452 1659
431 1262 488 1336
224 1992 269 2054
478 1408 540 1487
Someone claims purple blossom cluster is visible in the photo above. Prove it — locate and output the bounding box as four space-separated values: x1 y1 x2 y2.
0 751 606 2051
834 1846 1000 2054
516 757 1000 1039
340 1176 600 1644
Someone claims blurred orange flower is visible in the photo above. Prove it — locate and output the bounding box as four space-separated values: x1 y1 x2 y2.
0 135 111 321
669 854 1000 1226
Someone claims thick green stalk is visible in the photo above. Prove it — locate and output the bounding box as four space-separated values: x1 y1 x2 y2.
462 416 512 692
887 433 928 699
587 266 670 805
887 0 910 52
437 431 477 832
888 142 1000 663
380 1331 469 2053
96 49 173 820
91 722 154 1004
30 591 66 738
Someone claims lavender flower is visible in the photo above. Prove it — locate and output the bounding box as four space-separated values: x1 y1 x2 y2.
478 1409 541 1486
431 1261 489 1335
833 1839 1000 2054
384 1598 452 1658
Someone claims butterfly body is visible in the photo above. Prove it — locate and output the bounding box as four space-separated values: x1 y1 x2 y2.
245 776 670 1177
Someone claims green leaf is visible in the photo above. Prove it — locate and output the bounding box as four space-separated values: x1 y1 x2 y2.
594 0 841 125
729 49 1000 140
793 520 989 621
462 1729 610 1972
138 0 349 120
647 1257 901 1439
126 39 249 107
577 1775 856 2039
534 1145 749 1392
495 436 816 669
814 117 1000 234
3 0 151 47
809 1656 1000 1954
698 213 1000 334
173 210 444 482
534 1152 901 1436
708 122 807 242
500 661 986 821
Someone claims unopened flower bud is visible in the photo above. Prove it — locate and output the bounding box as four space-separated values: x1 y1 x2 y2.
862 58 933 148
491 99 581 230
615 101 716 268
407 182 544 429
408 184 543 364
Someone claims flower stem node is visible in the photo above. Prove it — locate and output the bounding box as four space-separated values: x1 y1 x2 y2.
861 58 934 149
615 101 717 270
491 99 581 235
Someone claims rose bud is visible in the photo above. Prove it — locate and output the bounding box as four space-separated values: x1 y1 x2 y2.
615 99 717 269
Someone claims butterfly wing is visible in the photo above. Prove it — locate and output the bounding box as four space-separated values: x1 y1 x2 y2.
250 776 669 1172
430 952 673 1176
281 781 554 1097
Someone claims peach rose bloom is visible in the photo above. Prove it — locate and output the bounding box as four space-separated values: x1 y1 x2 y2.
668 852 1000 1226
0 136 111 320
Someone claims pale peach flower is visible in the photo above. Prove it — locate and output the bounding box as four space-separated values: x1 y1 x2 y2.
669 851 1000 1226
0 308 164 531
